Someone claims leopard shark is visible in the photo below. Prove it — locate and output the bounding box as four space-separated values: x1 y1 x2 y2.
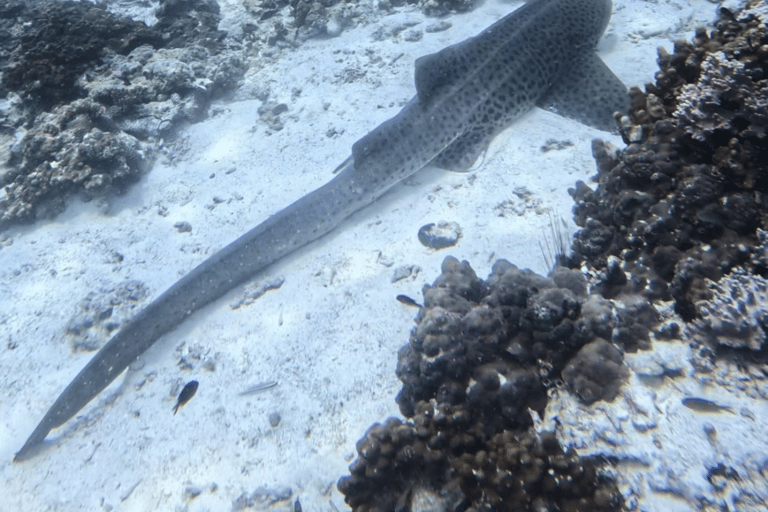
15 0 627 460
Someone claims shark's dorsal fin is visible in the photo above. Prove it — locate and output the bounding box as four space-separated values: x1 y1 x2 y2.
414 44 474 104
536 52 628 132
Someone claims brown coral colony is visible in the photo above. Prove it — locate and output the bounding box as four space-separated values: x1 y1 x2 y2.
339 257 626 512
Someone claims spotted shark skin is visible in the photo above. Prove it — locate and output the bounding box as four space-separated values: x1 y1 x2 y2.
15 0 627 460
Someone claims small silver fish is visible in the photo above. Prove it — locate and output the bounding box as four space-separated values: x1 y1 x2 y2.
173 380 199 415
238 381 277 396
681 397 731 413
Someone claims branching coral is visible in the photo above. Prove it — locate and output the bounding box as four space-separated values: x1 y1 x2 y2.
674 51 768 142
687 268 768 352
569 1 768 321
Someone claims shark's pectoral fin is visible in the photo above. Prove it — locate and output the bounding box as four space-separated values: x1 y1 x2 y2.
536 52 629 133
430 127 493 171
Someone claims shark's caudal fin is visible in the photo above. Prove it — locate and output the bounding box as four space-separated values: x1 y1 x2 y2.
537 51 629 132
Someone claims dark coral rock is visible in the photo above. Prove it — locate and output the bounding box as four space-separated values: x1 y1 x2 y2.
675 50 768 143
345 257 626 511
289 0 348 39
587 256 628 299
337 417 453 512
339 419 622 512
550 265 589 297
1 0 164 110
420 0 479 17
563 338 628 404
484 259 554 308
571 216 614 260
154 0 227 49
1 99 153 222
425 256 486 306
465 362 546 432
568 1 768 323
612 296 658 352
580 294 615 341
0 0 246 229
397 258 597 421
526 287 580 333
380 0 479 17
458 431 622 511
417 221 462 250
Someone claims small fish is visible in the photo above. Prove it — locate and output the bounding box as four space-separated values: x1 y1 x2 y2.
238 380 277 396
173 380 199 415
396 294 423 308
681 397 731 413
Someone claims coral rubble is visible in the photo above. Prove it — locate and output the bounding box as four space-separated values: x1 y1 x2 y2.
65 279 150 352
0 0 246 229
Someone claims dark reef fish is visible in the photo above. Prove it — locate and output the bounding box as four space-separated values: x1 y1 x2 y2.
15 0 627 460
396 294 423 308
173 380 199 415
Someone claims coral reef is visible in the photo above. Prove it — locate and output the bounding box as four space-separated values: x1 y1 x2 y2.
384 0 480 17
339 417 620 512
339 257 626 511
687 268 768 352
675 51 768 143
0 1 163 110
0 0 246 229
154 0 226 49
562 338 628 404
2 99 153 220
567 2 768 322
